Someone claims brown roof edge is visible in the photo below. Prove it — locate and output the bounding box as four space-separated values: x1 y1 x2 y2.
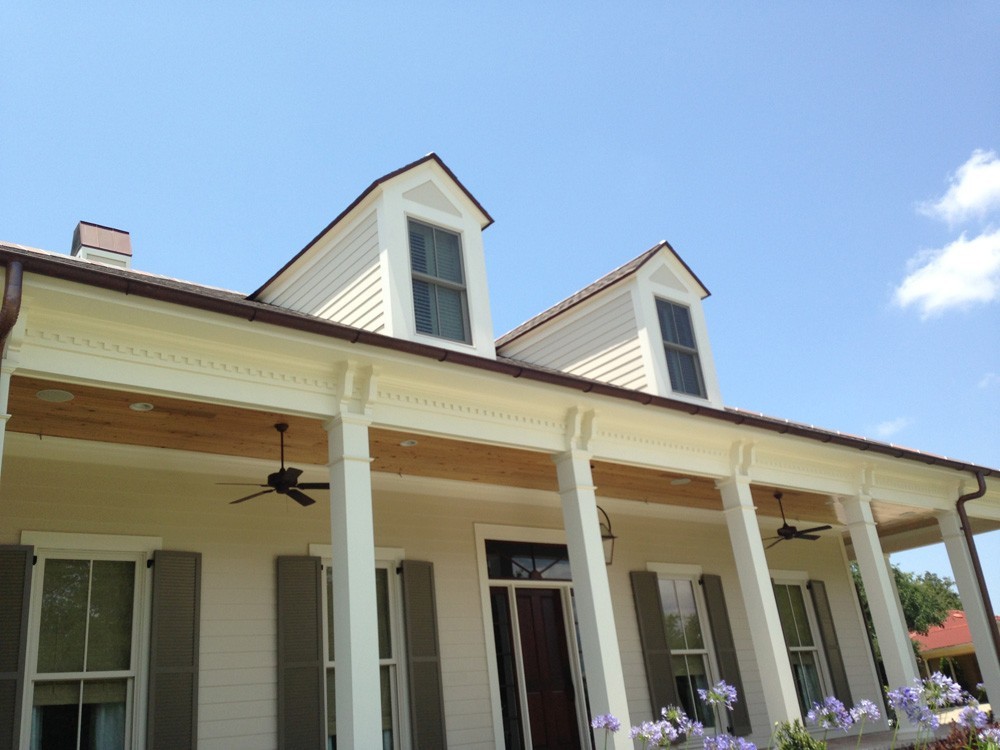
250 153 494 300
2 244 997 480
496 239 711 349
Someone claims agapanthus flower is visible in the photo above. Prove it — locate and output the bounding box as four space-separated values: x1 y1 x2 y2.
806 696 853 731
698 680 739 710
704 734 756 750
660 706 704 737
629 720 671 747
921 672 965 708
849 699 881 724
591 714 621 732
885 685 920 714
979 727 1000 746
956 703 988 730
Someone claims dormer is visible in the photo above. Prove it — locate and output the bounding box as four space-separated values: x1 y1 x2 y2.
496 242 724 406
253 154 497 359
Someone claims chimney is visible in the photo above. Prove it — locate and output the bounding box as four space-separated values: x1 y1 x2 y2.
71 222 132 269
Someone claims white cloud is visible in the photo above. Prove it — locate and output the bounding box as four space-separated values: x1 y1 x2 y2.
979 373 1000 389
920 149 1000 224
893 228 1000 317
873 417 912 439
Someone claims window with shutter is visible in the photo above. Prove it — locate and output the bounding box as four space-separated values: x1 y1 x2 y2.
772 580 829 715
655 299 706 398
408 219 471 343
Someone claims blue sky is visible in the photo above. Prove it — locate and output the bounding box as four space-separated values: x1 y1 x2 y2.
2 4 998 605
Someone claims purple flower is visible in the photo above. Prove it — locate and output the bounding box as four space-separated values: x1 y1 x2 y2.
849 699 881 724
957 704 988 730
806 696 853 731
660 706 704 737
979 727 1000 746
630 720 676 747
699 680 739 710
704 734 757 750
921 672 965 708
885 685 920 714
591 714 621 733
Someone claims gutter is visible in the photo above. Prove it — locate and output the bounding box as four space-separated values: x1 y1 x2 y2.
0 260 23 354
955 471 1000 671
0 243 997 479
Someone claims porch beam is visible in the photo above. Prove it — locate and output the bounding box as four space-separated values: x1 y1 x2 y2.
842 496 920 697
717 475 802 725
937 510 1000 704
554 450 632 749
326 413 382 749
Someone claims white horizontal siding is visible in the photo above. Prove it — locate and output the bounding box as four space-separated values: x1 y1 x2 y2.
502 290 648 390
267 210 384 331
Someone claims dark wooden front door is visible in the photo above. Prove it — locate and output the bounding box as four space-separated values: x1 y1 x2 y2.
515 588 581 750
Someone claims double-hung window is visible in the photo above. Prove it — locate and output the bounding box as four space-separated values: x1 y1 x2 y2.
323 560 404 750
658 577 718 728
408 219 470 343
773 581 826 714
655 299 706 397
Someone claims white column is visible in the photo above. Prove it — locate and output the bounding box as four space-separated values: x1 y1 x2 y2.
842 496 920 694
326 413 382 749
717 476 801 725
554 451 632 749
938 511 1000 704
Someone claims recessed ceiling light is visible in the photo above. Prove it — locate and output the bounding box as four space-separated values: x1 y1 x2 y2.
670 477 692 486
129 402 155 412
36 389 74 403
399 439 418 447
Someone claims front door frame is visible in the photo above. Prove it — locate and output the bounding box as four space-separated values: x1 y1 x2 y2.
475 524 589 750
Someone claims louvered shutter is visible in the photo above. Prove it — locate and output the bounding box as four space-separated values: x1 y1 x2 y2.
808 580 852 704
630 570 680 714
701 575 751 736
400 560 446 749
0 545 32 750
147 550 201 750
276 556 325 750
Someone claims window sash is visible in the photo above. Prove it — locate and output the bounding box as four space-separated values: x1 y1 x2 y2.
656 299 706 397
408 219 470 342
773 582 827 713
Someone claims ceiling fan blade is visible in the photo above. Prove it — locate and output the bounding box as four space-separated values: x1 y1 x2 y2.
795 533 822 541
284 467 303 482
765 538 785 549
230 489 275 504
217 482 268 487
796 525 833 535
297 482 331 490
287 488 316 507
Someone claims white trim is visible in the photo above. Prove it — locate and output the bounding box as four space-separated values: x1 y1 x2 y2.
309 544 404 561
646 562 703 578
769 569 809 583
21 530 162 553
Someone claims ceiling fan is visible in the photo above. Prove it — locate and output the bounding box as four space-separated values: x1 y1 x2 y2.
764 491 832 549
221 423 329 507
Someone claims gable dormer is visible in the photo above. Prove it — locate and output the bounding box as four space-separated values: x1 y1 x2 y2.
253 154 496 358
496 242 724 406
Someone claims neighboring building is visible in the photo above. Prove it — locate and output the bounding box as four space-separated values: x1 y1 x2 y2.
912 610 1000 695
0 154 998 750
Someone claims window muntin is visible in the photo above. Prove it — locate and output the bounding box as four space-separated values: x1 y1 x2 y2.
324 564 401 750
485 540 572 581
29 555 140 750
773 582 826 714
656 299 706 397
658 578 717 728
408 219 470 343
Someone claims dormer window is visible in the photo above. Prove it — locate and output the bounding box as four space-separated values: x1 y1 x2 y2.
656 298 706 397
408 219 470 343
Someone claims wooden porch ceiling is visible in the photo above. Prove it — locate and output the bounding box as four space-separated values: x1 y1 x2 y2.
7 375 934 536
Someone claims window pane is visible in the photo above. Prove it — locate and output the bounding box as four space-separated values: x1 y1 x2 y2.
435 286 466 342
412 280 434 335
790 651 823 715
326 568 335 661
38 559 90 673
672 305 696 348
677 352 704 396
81 680 127 750
674 580 704 650
787 586 814 647
672 655 715 728
380 665 394 740
657 300 679 343
408 222 431 275
432 229 463 284
659 580 685 650
326 667 336 746
32 681 81 749
376 569 391 659
86 561 135 672
774 585 800 648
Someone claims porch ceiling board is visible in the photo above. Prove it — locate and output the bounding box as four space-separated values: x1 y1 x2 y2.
5 375 948 540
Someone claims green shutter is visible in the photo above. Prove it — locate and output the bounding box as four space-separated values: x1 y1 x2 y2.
701 574 752 736
808 580 852 704
630 570 680 714
400 560 447 749
0 545 32 750
276 556 325 750
147 550 201 750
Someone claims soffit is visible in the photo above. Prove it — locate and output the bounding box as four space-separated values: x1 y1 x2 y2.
7 375 947 540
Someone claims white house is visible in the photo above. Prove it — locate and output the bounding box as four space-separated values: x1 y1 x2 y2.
0 154 997 750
